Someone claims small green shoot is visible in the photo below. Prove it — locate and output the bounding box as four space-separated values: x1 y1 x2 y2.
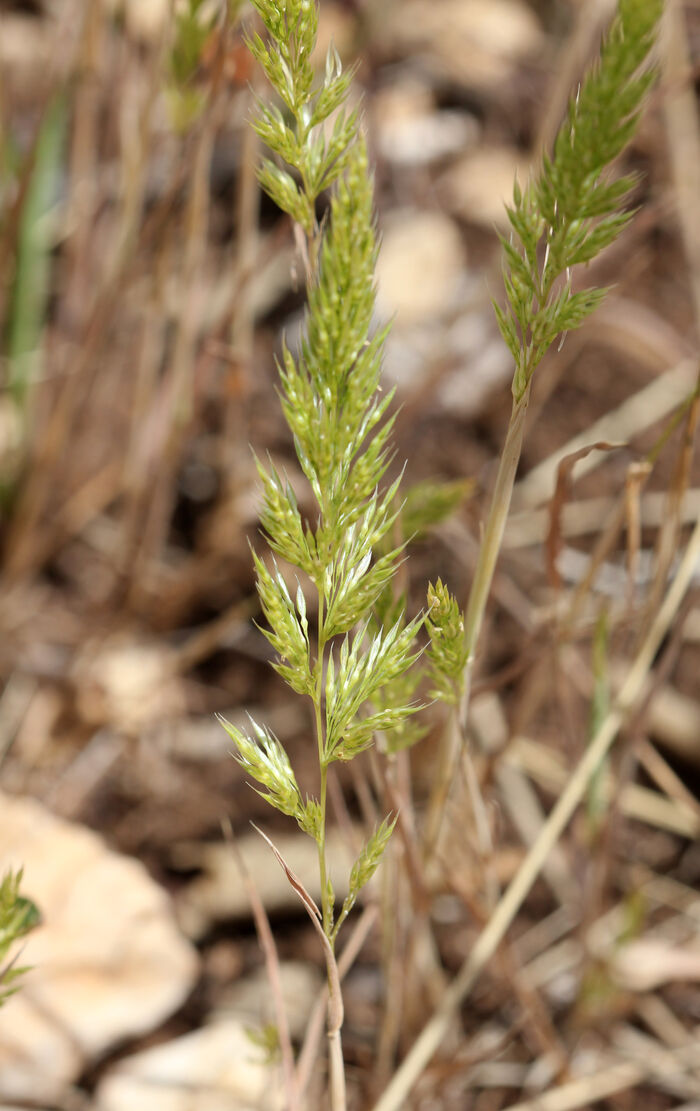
0 869 40 1007
6 96 66 419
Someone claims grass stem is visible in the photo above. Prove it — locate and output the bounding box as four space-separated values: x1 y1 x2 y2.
424 384 532 854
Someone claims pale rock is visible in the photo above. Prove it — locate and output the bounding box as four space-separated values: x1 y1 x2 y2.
96 963 322 1111
0 999 82 1106
125 0 170 41
380 108 477 168
0 793 198 1103
374 78 435 132
95 1018 283 1111
216 961 322 1040
0 16 53 81
380 324 442 392
376 210 466 326
374 79 478 167
104 0 170 42
441 146 531 230
444 0 542 60
437 315 514 416
74 638 184 733
383 0 543 91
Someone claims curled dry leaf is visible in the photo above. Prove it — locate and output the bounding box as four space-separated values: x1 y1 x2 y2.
546 441 625 588
376 209 466 326
176 826 354 938
251 823 322 923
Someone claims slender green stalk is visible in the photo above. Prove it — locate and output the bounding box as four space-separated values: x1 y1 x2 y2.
461 385 531 688
423 396 529 852
7 95 66 419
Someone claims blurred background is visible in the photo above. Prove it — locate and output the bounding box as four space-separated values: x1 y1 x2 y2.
1 0 700 1108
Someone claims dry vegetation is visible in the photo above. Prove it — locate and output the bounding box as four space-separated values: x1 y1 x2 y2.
1 1 700 1109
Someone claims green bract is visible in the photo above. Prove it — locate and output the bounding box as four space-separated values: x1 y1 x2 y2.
333 814 397 940
426 579 469 706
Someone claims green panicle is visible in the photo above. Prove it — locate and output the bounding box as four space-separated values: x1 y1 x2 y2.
495 0 663 400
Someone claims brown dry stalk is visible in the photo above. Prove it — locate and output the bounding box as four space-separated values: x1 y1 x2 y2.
223 819 299 1111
